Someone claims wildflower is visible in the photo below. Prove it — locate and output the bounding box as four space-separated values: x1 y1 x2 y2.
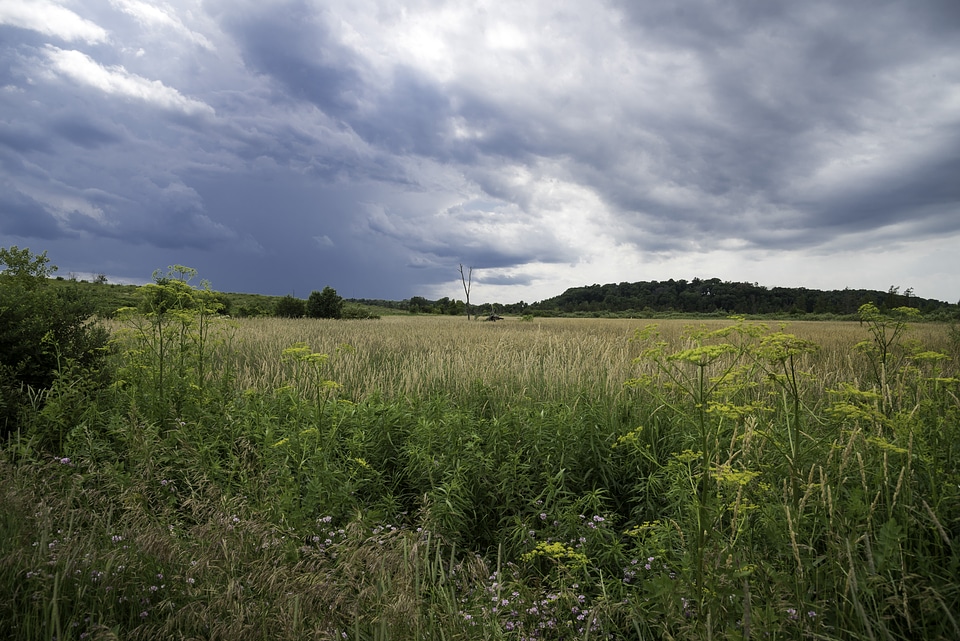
59 457 71 465
139 611 148 619
807 610 817 619
787 608 798 621
187 577 195 585
111 535 123 544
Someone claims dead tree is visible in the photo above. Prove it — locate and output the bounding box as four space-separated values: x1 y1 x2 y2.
459 264 473 320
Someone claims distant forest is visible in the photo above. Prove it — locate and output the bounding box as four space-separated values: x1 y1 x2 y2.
523 279 958 318
52 275 959 320
356 279 959 320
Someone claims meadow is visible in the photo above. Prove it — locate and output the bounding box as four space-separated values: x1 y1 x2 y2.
2 301 959 640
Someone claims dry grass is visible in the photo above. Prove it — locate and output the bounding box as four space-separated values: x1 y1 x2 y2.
217 315 955 404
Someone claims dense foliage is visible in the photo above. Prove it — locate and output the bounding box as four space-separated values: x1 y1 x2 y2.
530 279 958 318
307 287 345 319
0 247 109 440
274 294 307 318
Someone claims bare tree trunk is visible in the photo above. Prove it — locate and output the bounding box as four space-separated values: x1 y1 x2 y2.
459 264 473 321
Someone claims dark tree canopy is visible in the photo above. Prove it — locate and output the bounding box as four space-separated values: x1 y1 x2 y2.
275 294 307 318
307 287 344 319
527 278 956 317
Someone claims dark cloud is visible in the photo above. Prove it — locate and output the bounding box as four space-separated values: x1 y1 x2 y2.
0 122 53 155
0 189 68 238
51 117 123 149
222 2 368 118
0 0 957 302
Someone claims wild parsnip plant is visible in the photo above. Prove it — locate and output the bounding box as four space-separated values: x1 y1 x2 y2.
3 286 959 640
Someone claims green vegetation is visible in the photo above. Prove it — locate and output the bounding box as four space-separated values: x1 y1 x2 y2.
2 252 960 640
0 247 110 443
530 279 958 319
307 286 345 320
38 271 960 322
274 294 307 318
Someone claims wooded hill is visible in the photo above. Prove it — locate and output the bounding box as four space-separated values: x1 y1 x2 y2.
526 279 959 319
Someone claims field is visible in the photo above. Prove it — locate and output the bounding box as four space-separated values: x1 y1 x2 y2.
3 310 959 640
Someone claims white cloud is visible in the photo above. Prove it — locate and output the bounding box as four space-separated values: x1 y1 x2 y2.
110 0 214 50
42 46 215 116
0 0 108 43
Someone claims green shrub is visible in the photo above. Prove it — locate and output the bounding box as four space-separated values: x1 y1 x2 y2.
0 246 109 442
274 294 306 318
306 286 343 319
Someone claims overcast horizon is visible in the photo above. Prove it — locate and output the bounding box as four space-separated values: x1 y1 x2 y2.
2 1 959 305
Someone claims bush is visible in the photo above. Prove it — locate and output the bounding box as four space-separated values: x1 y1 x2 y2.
306 287 344 319
0 247 110 441
274 295 307 318
341 304 380 320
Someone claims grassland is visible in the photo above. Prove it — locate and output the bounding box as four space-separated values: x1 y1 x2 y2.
2 311 959 640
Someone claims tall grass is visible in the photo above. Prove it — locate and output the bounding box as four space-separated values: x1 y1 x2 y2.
3 313 959 639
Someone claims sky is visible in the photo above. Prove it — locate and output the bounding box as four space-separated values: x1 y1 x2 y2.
1 0 959 304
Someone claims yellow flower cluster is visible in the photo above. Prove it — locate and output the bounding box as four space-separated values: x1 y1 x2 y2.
521 541 589 569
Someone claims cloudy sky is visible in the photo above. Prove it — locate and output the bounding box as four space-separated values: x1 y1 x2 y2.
2 0 959 303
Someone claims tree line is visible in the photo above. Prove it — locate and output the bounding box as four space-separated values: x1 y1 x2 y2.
526 278 959 318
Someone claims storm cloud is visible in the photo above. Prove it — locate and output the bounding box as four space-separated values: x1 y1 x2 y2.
1 0 958 302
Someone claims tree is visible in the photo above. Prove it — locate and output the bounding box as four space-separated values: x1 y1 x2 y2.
459 264 473 320
275 295 307 318
307 286 344 319
408 296 431 314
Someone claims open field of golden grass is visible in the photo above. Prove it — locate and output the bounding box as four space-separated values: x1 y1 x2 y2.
219 315 956 402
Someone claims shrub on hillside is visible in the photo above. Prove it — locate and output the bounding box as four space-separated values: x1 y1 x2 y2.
274 294 307 318
306 287 344 319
